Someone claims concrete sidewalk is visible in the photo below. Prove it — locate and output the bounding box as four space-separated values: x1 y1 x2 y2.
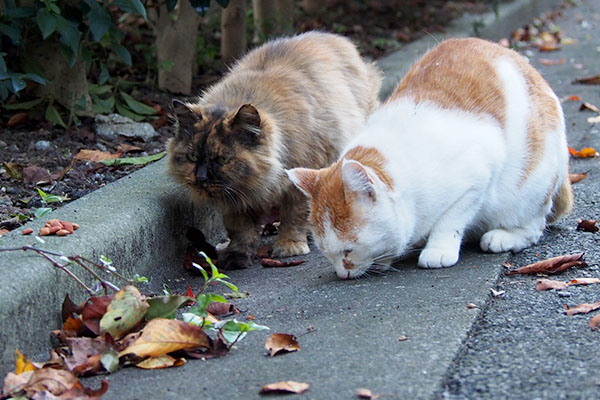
0 0 582 398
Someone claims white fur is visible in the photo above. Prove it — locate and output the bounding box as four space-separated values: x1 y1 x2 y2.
305 56 568 276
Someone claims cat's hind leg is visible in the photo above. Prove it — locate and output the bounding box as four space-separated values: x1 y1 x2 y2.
418 188 485 268
480 217 545 253
272 189 310 257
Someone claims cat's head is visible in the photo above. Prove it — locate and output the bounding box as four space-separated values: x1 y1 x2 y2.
287 156 403 279
167 100 280 210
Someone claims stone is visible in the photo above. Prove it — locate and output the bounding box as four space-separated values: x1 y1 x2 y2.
34 140 52 151
95 113 159 142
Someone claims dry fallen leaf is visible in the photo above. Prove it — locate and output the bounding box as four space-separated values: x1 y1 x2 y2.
561 94 581 102
580 102 600 113
536 279 569 291
135 355 186 369
574 74 600 85
7 112 28 128
100 285 149 340
75 149 122 163
568 278 600 286
569 172 588 184
206 301 240 316
265 333 300 357
505 253 587 275
564 301 600 316
577 219 599 232
356 388 380 399
539 58 565 65
15 350 36 374
569 146 598 158
589 314 600 330
259 381 310 395
118 318 210 358
261 258 306 268
22 165 52 185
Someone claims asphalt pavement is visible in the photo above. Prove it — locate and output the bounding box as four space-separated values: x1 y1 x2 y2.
1 0 598 399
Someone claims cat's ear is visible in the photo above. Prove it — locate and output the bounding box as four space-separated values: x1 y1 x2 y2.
342 159 376 200
171 99 201 138
286 168 318 198
230 104 261 137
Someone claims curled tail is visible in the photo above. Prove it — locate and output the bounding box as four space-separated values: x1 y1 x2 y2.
548 175 574 223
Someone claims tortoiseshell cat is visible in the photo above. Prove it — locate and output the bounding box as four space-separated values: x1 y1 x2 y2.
168 31 382 269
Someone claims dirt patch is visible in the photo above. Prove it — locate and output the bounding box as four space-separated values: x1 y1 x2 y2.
0 0 496 234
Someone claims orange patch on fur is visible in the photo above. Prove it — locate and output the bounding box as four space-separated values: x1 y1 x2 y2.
390 38 507 129
310 146 392 240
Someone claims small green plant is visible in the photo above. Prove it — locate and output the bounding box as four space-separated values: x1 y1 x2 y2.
34 188 69 218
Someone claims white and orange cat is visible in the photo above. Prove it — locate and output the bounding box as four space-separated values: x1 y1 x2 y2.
287 38 573 279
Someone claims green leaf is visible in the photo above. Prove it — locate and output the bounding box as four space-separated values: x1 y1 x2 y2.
112 42 131 65
88 7 112 42
3 98 44 110
91 95 115 114
216 278 238 292
224 291 250 299
145 295 194 321
20 73 47 85
113 0 147 19
100 152 165 166
119 92 157 116
36 8 57 39
166 0 178 12
115 102 145 121
0 22 22 45
34 207 52 219
195 293 212 312
45 104 67 128
188 0 211 15
10 77 26 93
100 285 149 339
89 83 113 95
36 187 48 202
133 274 148 283
98 63 109 85
100 348 119 373
56 16 80 66
208 294 227 303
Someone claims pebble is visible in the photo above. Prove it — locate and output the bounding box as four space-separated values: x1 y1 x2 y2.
558 291 571 298
0 140 7 148
34 140 52 151
8 144 18 152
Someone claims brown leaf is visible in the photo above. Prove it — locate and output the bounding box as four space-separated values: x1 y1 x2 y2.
74 149 122 163
206 301 240 316
7 112 28 128
568 278 600 286
135 355 186 369
56 379 109 399
265 333 300 357
356 388 381 399
576 219 599 232
63 337 112 374
118 318 210 358
22 165 52 185
505 253 587 275
536 279 568 291
259 381 310 394
261 258 306 268
22 368 79 397
580 102 600 113
564 301 600 315
61 294 80 323
81 295 114 335
589 314 600 330
569 172 588 184
117 143 143 153
574 74 600 85
539 58 565 65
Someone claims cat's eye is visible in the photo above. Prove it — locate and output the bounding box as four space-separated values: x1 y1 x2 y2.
216 155 230 165
186 153 198 162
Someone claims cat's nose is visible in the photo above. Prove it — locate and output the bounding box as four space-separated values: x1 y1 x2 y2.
195 163 208 184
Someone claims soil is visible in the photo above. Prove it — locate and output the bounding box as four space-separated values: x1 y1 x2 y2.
0 0 499 234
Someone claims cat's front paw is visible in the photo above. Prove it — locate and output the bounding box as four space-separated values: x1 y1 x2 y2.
219 251 251 270
480 229 534 253
272 239 310 257
418 247 459 268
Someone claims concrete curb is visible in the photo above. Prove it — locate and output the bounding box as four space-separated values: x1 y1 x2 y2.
0 0 562 379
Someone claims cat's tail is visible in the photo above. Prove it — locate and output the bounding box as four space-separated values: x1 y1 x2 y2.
366 62 384 112
548 175 574 223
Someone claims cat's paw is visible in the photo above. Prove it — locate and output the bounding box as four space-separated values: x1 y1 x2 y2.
418 247 459 268
480 229 533 253
218 251 251 270
272 239 310 257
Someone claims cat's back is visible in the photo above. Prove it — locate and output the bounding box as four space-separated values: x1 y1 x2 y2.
389 38 561 131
